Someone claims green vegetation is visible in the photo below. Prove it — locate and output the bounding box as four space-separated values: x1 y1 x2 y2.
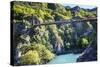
18 43 55 65
82 38 89 48
78 37 89 48
12 1 97 65
19 50 40 65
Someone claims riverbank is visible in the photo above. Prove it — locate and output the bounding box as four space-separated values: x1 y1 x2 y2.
56 48 84 55
46 49 83 64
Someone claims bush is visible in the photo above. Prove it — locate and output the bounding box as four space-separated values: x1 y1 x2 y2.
42 49 55 60
46 43 53 52
13 5 35 15
33 44 55 61
19 50 40 65
65 42 71 49
19 43 55 64
82 38 89 48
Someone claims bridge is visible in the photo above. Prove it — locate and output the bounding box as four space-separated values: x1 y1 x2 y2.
13 18 97 27
33 18 97 26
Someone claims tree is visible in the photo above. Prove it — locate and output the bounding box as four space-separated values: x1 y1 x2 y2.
19 50 40 65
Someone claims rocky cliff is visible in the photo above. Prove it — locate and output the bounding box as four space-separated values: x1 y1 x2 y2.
77 40 97 62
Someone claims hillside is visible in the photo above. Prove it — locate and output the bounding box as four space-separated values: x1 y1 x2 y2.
11 1 97 65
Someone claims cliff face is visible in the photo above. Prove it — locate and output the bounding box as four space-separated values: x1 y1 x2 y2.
77 20 97 62
77 40 97 62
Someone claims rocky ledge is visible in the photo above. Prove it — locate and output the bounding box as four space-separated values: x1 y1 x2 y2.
77 40 97 62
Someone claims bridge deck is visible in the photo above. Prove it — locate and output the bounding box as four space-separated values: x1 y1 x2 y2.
13 18 97 26
33 18 97 26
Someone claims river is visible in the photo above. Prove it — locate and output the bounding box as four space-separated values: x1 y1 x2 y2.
48 53 81 64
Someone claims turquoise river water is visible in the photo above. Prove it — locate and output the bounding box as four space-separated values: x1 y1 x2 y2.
48 53 81 64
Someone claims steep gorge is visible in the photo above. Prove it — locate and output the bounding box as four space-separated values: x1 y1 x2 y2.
11 1 97 65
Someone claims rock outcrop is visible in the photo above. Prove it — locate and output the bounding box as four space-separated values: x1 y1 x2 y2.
77 40 97 62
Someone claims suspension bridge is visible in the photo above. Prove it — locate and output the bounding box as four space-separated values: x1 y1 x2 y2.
13 18 97 27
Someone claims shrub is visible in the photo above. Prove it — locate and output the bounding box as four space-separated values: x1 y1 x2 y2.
42 49 55 61
19 50 40 65
82 38 89 48
65 42 71 49
19 43 55 64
